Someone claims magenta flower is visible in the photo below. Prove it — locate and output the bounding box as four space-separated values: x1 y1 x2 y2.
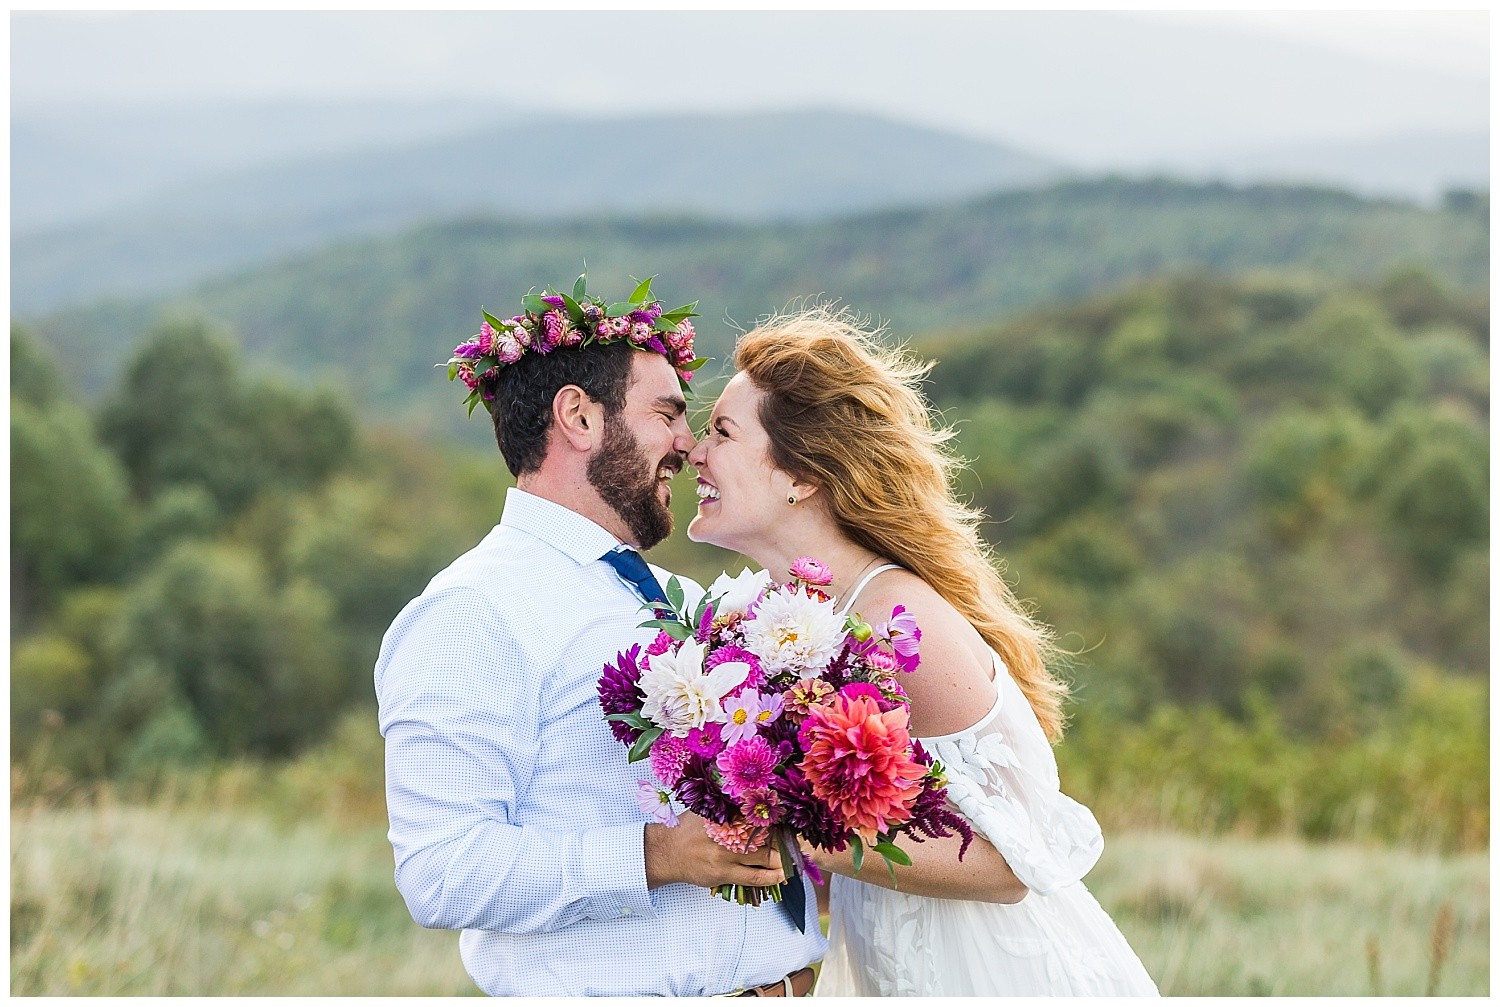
457 364 479 390
540 294 566 308
839 682 883 705
597 644 645 743
646 631 675 658
716 736 781 797
478 321 496 354
636 780 679 826
877 605 922 670
685 721 726 758
453 340 483 359
789 557 834 587
649 732 694 788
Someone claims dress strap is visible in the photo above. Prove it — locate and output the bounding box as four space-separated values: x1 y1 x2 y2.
837 563 903 616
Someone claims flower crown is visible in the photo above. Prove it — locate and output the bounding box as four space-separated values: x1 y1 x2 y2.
444 273 704 417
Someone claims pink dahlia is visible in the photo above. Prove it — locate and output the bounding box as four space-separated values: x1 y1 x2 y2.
799 694 925 840
703 817 770 854
646 631 675 657
649 731 694 787
715 736 781 798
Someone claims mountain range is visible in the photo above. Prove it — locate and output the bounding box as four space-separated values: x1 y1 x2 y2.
11 104 1486 315
24 177 1487 449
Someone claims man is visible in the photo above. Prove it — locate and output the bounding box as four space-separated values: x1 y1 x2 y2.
375 283 825 996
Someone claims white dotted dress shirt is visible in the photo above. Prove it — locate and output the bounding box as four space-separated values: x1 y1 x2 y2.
376 487 825 996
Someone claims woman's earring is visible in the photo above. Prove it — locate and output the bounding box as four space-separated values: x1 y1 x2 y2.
787 494 798 506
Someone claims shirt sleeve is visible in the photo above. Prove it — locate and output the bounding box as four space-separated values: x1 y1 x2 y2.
375 586 656 933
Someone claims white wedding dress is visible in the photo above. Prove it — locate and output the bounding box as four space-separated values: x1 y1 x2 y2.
815 568 1159 996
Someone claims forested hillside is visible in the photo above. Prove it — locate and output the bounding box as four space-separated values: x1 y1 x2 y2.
25 178 1487 447
12 264 1487 848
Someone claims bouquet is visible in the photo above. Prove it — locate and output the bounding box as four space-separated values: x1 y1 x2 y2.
597 558 973 906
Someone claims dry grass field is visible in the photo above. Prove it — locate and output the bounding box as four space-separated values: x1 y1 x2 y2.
10 786 1487 996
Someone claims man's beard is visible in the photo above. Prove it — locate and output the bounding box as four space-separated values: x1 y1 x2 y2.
587 418 678 550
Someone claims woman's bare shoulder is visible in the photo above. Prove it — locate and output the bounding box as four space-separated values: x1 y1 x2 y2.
853 569 997 737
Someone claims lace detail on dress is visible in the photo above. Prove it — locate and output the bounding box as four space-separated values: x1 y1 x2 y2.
926 729 1104 896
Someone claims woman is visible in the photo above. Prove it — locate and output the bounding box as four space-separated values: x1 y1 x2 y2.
686 307 1158 996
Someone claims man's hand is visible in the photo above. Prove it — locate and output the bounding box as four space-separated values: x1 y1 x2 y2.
643 811 787 891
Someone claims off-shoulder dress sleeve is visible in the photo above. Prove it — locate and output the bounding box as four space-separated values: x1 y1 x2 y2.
921 678 1104 897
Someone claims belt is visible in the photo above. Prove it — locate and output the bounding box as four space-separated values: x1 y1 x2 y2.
715 966 816 998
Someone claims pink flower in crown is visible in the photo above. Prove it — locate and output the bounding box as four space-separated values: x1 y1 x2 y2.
667 318 696 350
510 316 533 347
635 780 679 826
457 363 479 390
478 321 496 354
493 333 524 365
533 311 565 354
789 557 834 587
649 732 694 788
630 321 653 344
673 345 696 367
716 735 781 798
561 325 585 347
678 368 695 383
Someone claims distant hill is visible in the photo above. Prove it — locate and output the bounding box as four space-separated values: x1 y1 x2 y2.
23 177 1488 444
1189 129 1488 203
11 99 517 230
11 109 1065 313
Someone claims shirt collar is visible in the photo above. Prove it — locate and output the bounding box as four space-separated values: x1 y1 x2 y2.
500 486 628 567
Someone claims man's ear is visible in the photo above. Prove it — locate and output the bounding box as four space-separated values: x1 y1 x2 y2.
553 385 605 453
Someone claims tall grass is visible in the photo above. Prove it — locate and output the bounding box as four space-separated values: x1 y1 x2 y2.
11 778 1488 996
10 780 474 996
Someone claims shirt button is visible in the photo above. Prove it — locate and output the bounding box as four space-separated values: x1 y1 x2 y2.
620 907 633 916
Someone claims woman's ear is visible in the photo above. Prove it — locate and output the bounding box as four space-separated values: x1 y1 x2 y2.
553 385 604 453
790 478 821 503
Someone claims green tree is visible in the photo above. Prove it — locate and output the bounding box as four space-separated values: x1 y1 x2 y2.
118 542 344 758
11 352 132 616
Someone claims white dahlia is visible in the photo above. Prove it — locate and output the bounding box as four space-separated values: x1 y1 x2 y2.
639 638 750 737
706 567 772 619
740 586 847 679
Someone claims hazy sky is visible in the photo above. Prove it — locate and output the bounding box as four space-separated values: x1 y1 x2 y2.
11 9 1489 167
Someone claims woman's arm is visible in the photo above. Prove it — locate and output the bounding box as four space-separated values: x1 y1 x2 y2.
804 829 1028 904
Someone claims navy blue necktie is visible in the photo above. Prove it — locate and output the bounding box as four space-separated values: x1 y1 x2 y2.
600 548 670 608
779 871 808 933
